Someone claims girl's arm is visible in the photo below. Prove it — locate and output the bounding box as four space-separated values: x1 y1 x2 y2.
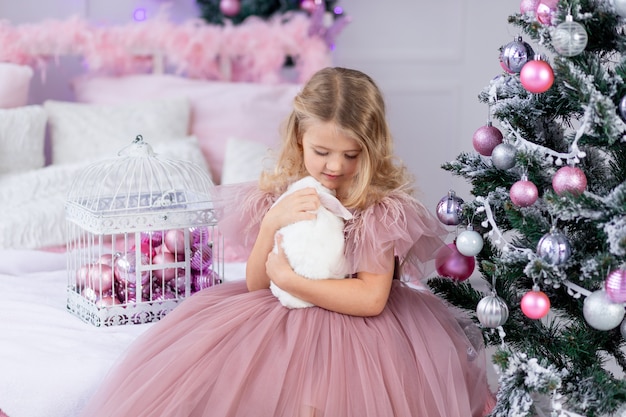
266 235 395 317
245 188 320 291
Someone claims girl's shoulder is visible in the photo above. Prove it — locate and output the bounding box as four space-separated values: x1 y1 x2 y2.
344 190 449 280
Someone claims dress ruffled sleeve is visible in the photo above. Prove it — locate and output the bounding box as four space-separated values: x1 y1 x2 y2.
344 191 450 281
210 182 276 261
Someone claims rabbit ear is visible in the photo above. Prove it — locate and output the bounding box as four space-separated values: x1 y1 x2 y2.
318 193 353 220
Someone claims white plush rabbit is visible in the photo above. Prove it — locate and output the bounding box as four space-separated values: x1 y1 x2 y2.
270 176 353 308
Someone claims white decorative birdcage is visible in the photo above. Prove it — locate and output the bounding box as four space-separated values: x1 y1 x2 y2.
66 135 223 326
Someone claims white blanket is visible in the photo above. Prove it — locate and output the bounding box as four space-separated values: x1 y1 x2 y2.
0 249 245 417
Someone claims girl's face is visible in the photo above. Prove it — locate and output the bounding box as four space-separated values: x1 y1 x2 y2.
301 121 361 198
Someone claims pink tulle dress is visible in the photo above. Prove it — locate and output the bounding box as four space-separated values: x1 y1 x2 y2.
79 182 494 417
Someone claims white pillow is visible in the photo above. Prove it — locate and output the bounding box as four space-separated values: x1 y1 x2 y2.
0 136 212 250
0 105 47 175
44 98 191 165
221 137 275 185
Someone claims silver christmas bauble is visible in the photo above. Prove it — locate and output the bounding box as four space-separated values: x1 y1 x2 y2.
621 318 626 340
536 230 571 265
436 190 464 226
583 290 625 331
619 95 626 122
500 36 534 73
552 16 588 57
491 143 517 170
476 294 509 328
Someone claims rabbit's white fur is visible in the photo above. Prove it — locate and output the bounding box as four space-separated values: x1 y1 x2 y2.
270 176 353 309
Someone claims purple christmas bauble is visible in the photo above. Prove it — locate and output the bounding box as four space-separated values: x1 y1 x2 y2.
510 179 538 207
436 190 464 226
472 124 503 156
552 166 587 196
499 37 534 73
605 269 626 303
192 269 221 292
536 230 571 265
190 226 210 247
190 244 213 272
435 243 475 281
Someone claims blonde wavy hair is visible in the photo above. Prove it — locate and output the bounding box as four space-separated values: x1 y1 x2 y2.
260 67 413 209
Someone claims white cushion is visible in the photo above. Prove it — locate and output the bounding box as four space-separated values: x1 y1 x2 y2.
0 105 47 176
44 97 191 165
0 136 211 250
221 137 275 185
72 75 300 183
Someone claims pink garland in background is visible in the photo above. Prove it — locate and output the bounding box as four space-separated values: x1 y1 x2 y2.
0 7 350 84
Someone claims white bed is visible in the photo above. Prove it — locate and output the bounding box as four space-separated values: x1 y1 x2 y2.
0 249 247 417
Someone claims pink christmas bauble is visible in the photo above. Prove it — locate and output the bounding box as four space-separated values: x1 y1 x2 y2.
510 179 539 207
521 290 550 319
220 0 240 16
520 59 554 93
552 166 587 196
76 263 114 293
520 0 540 14
163 229 187 258
140 230 163 248
536 0 558 25
472 124 503 156
152 251 178 281
300 0 316 12
435 243 475 281
97 253 115 267
605 269 626 303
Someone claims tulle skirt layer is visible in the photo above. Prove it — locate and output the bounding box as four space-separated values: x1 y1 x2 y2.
80 281 492 417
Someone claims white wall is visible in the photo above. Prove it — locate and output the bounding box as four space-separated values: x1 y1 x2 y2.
333 0 518 209
0 0 521 209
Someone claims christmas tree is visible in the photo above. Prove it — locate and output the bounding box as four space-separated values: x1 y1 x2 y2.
429 0 626 416
196 0 343 25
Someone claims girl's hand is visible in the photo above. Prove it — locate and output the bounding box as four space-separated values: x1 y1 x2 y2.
263 187 320 233
265 234 295 289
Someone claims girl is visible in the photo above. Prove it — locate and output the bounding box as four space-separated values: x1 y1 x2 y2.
80 67 495 417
